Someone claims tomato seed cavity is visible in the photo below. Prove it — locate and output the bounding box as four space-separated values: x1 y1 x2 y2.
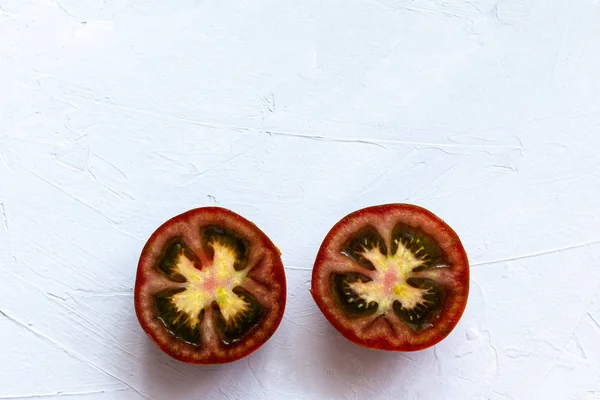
334 217 450 330
152 226 262 347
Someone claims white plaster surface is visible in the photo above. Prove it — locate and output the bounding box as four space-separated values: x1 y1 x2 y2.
1 0 600 399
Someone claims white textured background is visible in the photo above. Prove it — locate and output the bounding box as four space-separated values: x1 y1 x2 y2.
1 0 600 399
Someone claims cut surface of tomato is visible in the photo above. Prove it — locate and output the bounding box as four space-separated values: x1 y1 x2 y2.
311 204 469 351
135 207 286 364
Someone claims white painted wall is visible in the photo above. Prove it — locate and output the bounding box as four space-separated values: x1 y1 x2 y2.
1 0 599 399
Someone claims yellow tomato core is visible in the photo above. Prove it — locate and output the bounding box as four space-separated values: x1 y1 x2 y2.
349 239 434 314
169 239 249 327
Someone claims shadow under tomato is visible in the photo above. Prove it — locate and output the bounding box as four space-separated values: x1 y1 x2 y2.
313 322 416 399
138 338 238 399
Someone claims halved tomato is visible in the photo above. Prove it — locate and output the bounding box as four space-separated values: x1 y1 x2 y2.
135 207 286 364
311 204 469 351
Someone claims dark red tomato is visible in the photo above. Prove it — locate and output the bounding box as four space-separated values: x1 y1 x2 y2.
311 204 469 351
135 207 286 364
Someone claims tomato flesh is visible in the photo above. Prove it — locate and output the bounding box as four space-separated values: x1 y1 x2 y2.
311 204 469 351
135 207 286 364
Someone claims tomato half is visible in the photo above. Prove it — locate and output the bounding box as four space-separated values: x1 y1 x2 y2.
311 204 469 351
135 207 286 364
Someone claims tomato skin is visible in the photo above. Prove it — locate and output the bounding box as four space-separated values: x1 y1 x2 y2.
135 207 286 364
311 204 469 352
